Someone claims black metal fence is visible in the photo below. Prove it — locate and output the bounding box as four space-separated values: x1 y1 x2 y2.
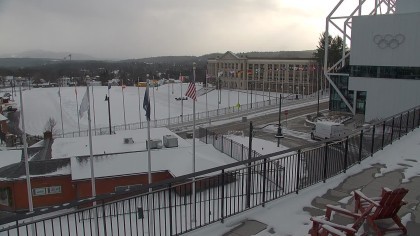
2 105 420 236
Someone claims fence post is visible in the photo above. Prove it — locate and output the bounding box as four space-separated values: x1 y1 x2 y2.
405 111 410 134
230 139 233 157
358 130 364 163
296 149 301 194
418 109 420 127
323 143 329 183
241 144 244 161
262 158 267 207
398 113 403 139
221 136 224 153
220 170 225 223
168 183 173 235
412 109 416 131
381 121 386 150
390 118 395 144
102 200 107 236
205 129 208 144
344 138 349 173
371 125 376 156
246 122 253 209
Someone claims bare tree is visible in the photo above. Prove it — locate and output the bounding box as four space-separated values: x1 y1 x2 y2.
44 117 60 136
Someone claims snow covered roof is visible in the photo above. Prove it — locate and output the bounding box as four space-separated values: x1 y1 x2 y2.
52 128 191 158
0 114 7 122
0 150 22 168
70 143 236 181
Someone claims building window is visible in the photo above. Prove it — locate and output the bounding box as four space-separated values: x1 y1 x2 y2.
32 186 62 196
0 187 12 206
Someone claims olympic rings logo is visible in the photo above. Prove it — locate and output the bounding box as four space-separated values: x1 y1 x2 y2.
373 34 405 49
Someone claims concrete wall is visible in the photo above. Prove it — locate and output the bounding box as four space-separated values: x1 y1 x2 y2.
349 77 420 121
351 13 420 67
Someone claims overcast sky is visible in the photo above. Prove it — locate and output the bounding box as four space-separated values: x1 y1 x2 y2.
0 0 352 59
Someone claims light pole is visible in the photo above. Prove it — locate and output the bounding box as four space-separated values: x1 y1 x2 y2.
275 94 284 147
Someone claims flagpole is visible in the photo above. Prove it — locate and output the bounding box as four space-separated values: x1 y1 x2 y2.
137 78 142 128
144 80 154 235
192 63 197 222
19 84 33 212
91 85 97 135
86 84 98 236
75 86 81 136
152 76 156 124
168 77 170 128
205 71 208 118
122 79 127 130
107 84 112 134
180 73 183 123
58 86 64 138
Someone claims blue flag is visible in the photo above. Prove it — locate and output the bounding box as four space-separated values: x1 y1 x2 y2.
143 85 151 121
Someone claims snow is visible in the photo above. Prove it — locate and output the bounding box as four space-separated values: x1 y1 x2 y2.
187 127 420 236
0 150 22 168
14 85 273 135
0 113 7 121
225 134 289 155
52 128 191 158
70 142 237 180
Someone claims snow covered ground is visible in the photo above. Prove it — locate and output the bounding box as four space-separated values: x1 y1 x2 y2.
9 84 290 135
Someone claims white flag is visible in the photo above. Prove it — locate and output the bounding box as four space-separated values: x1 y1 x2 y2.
79 88 89 118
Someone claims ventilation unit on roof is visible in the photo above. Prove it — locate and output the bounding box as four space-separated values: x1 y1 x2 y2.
163 135 178 148
123 138 134 144
146 139 162 149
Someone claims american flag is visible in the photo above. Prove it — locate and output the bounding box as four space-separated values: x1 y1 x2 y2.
185 82 197 101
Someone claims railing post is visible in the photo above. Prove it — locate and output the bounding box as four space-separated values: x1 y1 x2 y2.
412 109 417 131
405 111 410 134
230 139 233 157
358 130 364 163
323 143 329 183
168 183 173 235
344 138 349 173
398 113 403 139
295 149 301 194
371 125 376 156
221 135 224 153
220 170 225 223
205 129 208 144
381 121 386 150
418 109 420 127
102 200 107 236
262 158 267 207
390 118 395 144
246 122 253 209
241 144 244 161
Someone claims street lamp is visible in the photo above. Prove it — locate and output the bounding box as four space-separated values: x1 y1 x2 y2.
275 94 284 147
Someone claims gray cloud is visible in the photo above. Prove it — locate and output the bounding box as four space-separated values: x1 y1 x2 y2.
0 0 331 59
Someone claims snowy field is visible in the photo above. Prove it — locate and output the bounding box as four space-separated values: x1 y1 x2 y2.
7 84 284 136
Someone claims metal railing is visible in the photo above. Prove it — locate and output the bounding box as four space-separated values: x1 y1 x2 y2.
58 93 326 138
2 105 419 236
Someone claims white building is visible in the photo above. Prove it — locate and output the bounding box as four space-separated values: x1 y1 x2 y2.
326 0 420 122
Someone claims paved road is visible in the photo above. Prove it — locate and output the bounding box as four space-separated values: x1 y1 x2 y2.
203 102 329 148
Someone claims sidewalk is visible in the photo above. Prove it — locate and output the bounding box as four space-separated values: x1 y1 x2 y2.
187 128 420 236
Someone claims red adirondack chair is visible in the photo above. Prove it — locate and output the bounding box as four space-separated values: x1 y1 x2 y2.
310 203 375 236
354 187 408 236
